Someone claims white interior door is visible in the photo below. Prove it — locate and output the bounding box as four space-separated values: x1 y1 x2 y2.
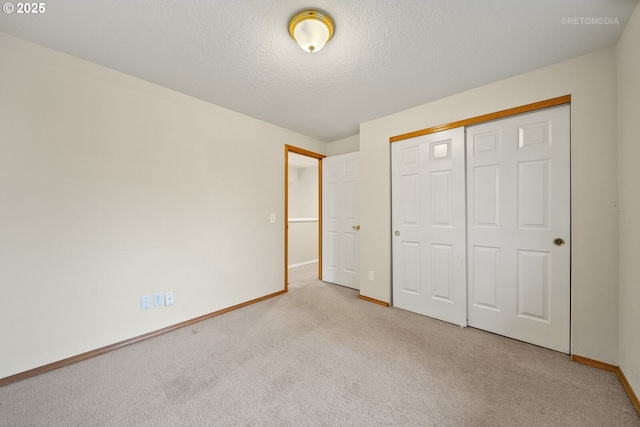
322 152 360 289
466 105 571 353
391 128 467 326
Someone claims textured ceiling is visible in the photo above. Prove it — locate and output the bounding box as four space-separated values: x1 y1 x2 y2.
0 0 637 142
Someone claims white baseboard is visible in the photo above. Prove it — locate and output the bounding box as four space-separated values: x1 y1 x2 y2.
288 259 319 268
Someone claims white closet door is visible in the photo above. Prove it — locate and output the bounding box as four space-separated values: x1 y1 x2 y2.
392 128 467 326
466 105 570 353
322 152 360 289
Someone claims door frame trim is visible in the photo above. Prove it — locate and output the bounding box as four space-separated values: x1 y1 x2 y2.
284 145 326 291
389 95 571 143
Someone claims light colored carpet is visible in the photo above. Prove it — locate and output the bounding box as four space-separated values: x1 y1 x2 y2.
288 261 319 284
1 263 638 427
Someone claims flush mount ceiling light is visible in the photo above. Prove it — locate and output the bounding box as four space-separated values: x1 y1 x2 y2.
288 10 334 53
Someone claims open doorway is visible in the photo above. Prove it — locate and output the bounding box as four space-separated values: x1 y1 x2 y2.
284 145 325 291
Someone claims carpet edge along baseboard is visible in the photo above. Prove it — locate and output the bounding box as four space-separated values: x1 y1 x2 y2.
358 294 390 306
572 354 640 416
0 289 286 387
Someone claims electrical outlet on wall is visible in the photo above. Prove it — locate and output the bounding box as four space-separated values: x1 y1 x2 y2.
141 295 151 310
153 292 163 307
165 292 174 306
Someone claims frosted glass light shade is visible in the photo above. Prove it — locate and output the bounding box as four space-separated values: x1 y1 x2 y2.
289 10 334 53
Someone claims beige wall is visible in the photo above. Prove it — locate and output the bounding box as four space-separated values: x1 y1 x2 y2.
617 2 640 399
359 47 620 364
288 165 319 266
287 221 319 267
288 166 319 218
326 134 359 156
0 33 325 379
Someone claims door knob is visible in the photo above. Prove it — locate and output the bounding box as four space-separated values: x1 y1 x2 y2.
395 230 400 236
352 225 360 230
553 238 565 247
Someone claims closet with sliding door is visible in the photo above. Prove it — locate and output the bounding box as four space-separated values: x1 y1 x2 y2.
391 100 570 353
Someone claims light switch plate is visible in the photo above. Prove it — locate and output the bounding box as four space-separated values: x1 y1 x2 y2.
270 213 276 223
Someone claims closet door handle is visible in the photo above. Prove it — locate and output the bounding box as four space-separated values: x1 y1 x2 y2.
553 238 565 247
395 231 400 236
352 225 360 230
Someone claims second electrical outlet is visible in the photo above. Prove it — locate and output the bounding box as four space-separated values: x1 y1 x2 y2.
153 292 163 307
